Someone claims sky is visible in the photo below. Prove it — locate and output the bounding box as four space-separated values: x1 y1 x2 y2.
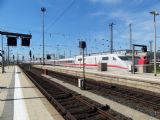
0 0 160 60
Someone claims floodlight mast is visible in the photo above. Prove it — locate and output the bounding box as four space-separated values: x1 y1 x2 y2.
150 11 159 76
1 35 5 73
41 7 46 65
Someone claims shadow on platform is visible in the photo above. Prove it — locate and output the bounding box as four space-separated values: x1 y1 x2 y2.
0 96 45 101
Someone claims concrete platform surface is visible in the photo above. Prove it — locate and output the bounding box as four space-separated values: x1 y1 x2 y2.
36 65 160 81
0 66 64 120
43 74 158 120
34 65 160 93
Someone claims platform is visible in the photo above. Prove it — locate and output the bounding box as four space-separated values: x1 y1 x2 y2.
0 66 64 120
42 73 158 120
34 65 160 93
0 65 159 120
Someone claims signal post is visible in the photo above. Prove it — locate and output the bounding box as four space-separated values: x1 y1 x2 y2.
0 31 32 73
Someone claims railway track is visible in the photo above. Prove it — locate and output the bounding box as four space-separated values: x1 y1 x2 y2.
30 67 160 119
20 65 131 120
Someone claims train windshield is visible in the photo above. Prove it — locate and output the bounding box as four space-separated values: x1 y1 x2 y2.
119 56 129 61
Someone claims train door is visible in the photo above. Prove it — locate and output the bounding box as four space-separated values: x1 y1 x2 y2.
95 57 97 65
75 56 82 67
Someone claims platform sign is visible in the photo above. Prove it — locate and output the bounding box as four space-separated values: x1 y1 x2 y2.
21 37 30 46
7 37 17 46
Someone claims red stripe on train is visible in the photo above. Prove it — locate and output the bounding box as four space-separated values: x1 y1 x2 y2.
55 63 128 70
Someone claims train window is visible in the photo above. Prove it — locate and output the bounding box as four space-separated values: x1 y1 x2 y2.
119 56 129 61
78 58 82 61
68 60 74 63
102 57 109 60
113 57 117 60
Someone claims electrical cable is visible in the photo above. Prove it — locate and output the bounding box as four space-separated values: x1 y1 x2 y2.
46 0 76 32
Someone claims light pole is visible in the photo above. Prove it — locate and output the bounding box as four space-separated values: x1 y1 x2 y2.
41 7 46 65
149 40 153 52
150 11 159 76
1 35 5 73
8 45 9 67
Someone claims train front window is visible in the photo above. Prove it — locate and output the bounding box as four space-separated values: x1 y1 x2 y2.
78 58 82 61
119 56 129 61
113 57 117 60
102 57 109 60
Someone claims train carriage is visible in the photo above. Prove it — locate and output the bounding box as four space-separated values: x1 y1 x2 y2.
46 54 133 72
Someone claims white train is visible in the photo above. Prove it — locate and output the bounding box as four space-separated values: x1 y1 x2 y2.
45 54 134 72
0 57 2 65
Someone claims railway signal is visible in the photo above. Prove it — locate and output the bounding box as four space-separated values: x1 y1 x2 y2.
47 54 51 60
79 41 86 90
29 50 32 59
13 55 15 60
79 41 86 48
33 55 35 60
142 46 147 52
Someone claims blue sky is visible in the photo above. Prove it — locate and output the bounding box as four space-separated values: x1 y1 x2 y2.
0 0 160 60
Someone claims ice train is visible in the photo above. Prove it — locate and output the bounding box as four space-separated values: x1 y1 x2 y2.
45 54 133 72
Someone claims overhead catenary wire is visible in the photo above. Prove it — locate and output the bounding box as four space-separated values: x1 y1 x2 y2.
46 0 76 32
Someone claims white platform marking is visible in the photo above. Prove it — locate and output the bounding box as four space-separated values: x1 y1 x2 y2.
14 66 29 120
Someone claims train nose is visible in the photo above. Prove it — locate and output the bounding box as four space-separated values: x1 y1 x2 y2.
125 61 132 71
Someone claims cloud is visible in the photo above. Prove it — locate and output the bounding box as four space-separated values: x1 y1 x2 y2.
106 10 158 48
88 2 160 49
89 0 121 4
109 10 133 25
